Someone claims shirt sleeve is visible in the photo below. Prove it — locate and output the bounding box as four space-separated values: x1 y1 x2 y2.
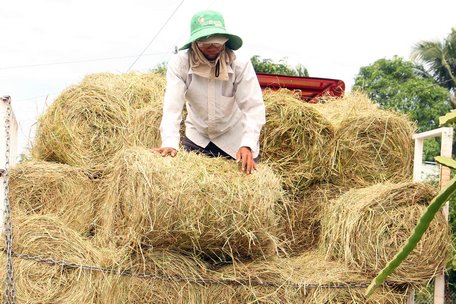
234 60 266 155
159 54 187 150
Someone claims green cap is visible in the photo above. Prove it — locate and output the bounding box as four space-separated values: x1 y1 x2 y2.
179 10 243 51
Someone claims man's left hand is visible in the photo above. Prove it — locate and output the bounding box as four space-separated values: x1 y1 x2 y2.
236 146 256 175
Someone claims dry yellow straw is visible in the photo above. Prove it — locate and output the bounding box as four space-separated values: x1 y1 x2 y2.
129 104 163 149
284 182 347 254
260 89 335 196
0 213 110 303
0 212 412 303
320 182 451 284
81 72 166 109
96 147 286 261
30 72 166 170
96 249 410 303
30 83 131 169
314 91 379 125
8 160 99 235
315 92 415 187
107 249 213 303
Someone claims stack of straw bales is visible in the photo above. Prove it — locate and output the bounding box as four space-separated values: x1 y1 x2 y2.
1 73 451 303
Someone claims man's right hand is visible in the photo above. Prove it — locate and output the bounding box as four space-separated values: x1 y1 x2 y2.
153 147 177 157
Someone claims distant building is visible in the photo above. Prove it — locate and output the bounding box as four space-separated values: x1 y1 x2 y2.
420 161 440 182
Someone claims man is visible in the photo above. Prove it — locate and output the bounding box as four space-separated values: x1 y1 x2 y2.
155 10 265 175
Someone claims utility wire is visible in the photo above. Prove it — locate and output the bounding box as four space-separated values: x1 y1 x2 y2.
156 0 217 67
126 0 185 72
0 52 168 71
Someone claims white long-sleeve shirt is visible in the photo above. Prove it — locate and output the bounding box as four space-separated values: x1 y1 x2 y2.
159 51 266 159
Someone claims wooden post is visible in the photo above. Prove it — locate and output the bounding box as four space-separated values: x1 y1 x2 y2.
412 127 453 304
413 137 424 182
434 127 453 304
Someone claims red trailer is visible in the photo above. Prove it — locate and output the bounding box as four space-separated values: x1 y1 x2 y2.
256 73 345 103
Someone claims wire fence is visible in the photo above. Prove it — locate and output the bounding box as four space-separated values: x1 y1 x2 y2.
414 280 456 304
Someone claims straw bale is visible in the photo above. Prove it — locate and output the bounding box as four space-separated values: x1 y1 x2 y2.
96 146 286 261
109 250 409 303
314 92 415 187
285 182 347 254
30 72 166 169
30 82 132 169
0 213 110 303
260 89 336 195
8 160 99 235
320 182 452 284
81 72 166 109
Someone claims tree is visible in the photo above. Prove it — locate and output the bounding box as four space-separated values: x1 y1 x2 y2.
353 56 450 133
250 55 309 77
353 56 451 160
411 28 456 108
150 61 168 75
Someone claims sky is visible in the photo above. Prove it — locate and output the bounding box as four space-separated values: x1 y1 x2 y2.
1 0 456 154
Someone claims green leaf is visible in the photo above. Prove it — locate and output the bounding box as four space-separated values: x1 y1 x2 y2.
435 156 456 169
439 110 456 126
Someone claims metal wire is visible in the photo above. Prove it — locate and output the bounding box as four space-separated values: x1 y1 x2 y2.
2 249 372 290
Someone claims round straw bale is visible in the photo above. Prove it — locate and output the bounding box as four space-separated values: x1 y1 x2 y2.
315 92 415 187
210 251 408 303
96 147 286 261
320 182 452 284
8 160 99 235
81 72 166 109
30 82 132 169
0 213 104 303
260 89 336 195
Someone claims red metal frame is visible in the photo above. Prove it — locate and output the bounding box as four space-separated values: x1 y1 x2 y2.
256 73 345 103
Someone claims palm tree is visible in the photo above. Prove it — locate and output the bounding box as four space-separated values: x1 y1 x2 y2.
411 28 456 108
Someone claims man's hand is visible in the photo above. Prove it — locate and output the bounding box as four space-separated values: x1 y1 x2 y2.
236 146 256 174
153 147 177 157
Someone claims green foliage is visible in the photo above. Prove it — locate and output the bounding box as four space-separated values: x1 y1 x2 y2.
353 56 451 161
353 56 451 133
440 109 456 126
250 55 309 77
150 61 168 75
411 28 456 108
424 138 441 162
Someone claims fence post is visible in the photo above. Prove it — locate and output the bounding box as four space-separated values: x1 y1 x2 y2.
434 127 453 304
412 127 453 304
0 96 18 235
